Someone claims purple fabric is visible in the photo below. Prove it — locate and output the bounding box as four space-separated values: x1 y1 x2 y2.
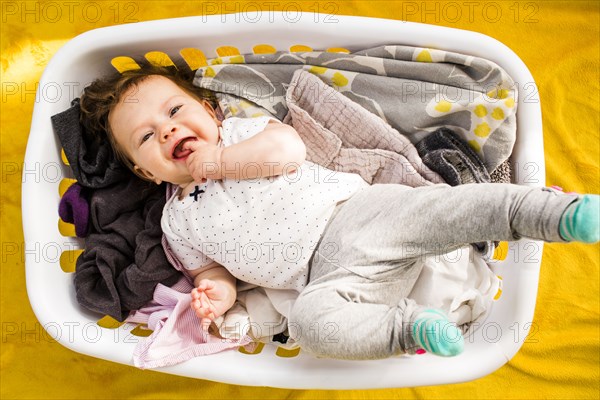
58 182 90 237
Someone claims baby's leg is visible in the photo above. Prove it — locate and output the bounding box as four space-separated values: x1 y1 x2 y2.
289 255 463 359
326 183 592 265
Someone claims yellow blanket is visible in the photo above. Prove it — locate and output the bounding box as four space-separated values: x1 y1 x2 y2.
1 1 598 398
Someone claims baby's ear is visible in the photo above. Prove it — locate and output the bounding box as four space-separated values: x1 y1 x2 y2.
202 100 221 126
134 165 162 185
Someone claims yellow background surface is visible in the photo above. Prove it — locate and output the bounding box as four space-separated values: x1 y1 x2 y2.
1 1 598 398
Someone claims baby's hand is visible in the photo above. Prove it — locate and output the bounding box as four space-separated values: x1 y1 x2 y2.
184 141 223 182
191 279 234 330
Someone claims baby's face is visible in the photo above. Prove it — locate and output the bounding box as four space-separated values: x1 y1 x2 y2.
109 75 221 186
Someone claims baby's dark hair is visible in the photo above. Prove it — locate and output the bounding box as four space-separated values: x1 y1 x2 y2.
79 63 215 179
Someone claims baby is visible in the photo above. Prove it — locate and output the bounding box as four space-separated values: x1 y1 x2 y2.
80 65 599 360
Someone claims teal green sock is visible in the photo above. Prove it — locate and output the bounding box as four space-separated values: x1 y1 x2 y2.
559 195 600 243
412 309 464 357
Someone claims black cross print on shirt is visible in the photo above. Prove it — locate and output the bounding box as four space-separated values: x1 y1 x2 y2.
189 185 205 202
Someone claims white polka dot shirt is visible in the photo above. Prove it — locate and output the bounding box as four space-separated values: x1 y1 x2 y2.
161 116 368 291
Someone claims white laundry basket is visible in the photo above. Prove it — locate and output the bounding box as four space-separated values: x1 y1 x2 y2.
23 13 545 389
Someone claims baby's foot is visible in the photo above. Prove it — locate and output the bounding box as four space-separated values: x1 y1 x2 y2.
559 195 600 243
412 308 464 357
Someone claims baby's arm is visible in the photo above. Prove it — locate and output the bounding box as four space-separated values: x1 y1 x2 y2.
185 120 306 181
188 261 237 329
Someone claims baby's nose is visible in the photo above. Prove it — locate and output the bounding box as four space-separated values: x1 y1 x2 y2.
161 125 177 140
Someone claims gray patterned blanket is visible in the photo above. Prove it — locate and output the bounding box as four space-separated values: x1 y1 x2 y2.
193 45 518 173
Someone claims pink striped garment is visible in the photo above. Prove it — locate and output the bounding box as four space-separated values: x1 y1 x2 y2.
127 276 252 369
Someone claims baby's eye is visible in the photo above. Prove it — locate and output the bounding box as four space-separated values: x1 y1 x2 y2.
141 132 153 143
170 105 182 117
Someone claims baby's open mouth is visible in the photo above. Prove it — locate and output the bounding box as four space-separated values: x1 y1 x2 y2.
172 138 196 159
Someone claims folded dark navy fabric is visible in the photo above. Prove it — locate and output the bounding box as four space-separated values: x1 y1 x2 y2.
51 98 130 188
416 127 491 186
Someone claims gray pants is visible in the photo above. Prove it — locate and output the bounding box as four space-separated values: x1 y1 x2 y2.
288 183 577 359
